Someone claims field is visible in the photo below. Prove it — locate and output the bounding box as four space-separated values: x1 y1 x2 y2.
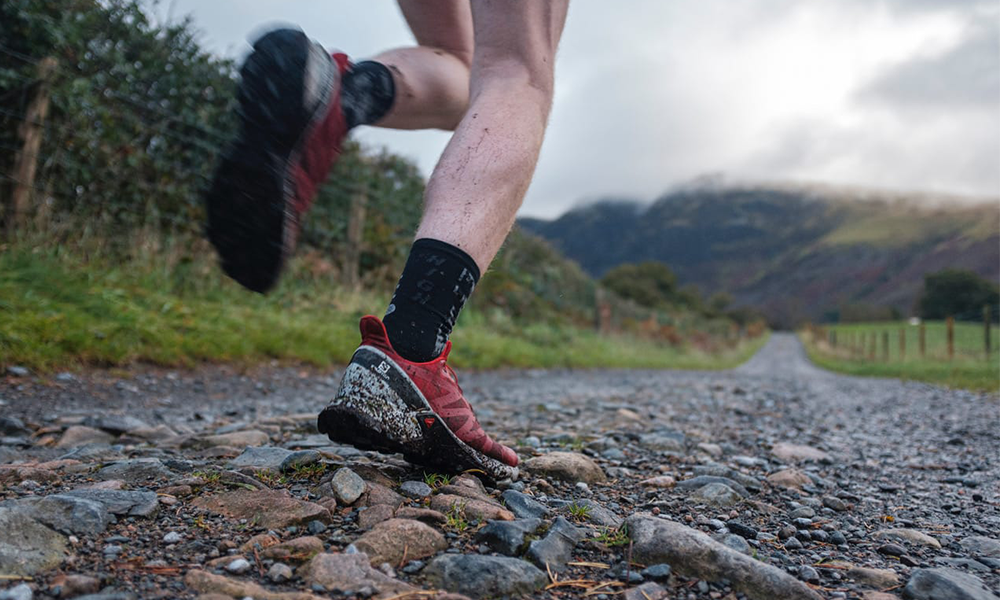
0 245 768 375
801 320 999 391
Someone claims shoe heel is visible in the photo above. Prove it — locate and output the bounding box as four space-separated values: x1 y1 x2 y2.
317 359 422 446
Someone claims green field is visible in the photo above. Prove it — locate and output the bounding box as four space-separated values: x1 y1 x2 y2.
801 321 999 391
0 246 768 376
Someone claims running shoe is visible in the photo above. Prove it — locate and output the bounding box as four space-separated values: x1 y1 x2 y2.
205 28 350 293
317 316 519 482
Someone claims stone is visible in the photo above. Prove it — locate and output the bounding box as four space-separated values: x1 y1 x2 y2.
551 498 622 527
771 442 830 463
56 426 114 448
640 564 672 580
877 543 907 556
82 415 149 435
0 584 32 600
847 566 900 589
260 536 324 563
96 458 173 483
279 450 321 473
627 515 821 600
63 489 159 517
191 489 329 529
357 505 395 530
225 558 251 574
677 476 750 497
299 553 415 597
0 506 68 576
191 430 269 449
330 468 367 505
268 562 293 583
960 536 1000 557
163 532 182 544
823 495 848 511
697 442 724 457
240 533 280 553
0 466 59 485
0 417 31 437
689 482 742 507
430 494 514 522
874 528 941 549
767 468 811 490
4 494 112 535
476 518 542 556
352 519 448 566
526 517 586 572
500 490 549 519
424 554 547 599
360 482 404 509
903 567 998 600
228 446 293 473
5 366 29 377
127 425 178 442
713 533 752 555
625 582 668 600
185 569 325 600
522 452 606 484
638 431 686 452
641 476 676 488
399 480 433 499
394 507 447 524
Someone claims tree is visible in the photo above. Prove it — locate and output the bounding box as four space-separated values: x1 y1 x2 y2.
918 269 999 321
600 261 678 309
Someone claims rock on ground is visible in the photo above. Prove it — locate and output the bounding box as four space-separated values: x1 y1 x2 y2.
0 506 68 576
627 515 822 600
351 518 447 566
191 489 329 529
424 554 548 599
298 553 416 597
903 567 999 600
522 451 606 484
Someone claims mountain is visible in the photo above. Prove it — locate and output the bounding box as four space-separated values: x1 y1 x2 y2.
519 184 1000 327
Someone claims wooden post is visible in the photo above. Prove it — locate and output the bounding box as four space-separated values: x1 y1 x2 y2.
919 322 926 358
985 305 992 357
830 330 837 348
869 332 876 360
899 327 906 361
882 330 889 361
341 184 368 289
5 57 57 236
946 316 955 360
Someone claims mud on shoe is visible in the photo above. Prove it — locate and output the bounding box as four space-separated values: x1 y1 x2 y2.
317 316 519 483
205 28 351 293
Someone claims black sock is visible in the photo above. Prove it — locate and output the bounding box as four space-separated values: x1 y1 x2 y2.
383 239 480 362
340 60 395 129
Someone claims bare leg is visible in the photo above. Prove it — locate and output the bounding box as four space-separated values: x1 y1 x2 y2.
368 1 474 131
415 0 569 272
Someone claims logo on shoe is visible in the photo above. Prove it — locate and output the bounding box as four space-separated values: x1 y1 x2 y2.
374 360 391 378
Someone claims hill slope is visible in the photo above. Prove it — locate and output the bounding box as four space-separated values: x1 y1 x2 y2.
520 185 1000 327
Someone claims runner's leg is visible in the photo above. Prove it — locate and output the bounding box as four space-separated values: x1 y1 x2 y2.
414 0 570 271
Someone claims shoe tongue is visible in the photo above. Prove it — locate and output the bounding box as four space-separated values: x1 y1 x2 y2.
359 315 388 341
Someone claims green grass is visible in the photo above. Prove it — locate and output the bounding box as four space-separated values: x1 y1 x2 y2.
0 246 768 374
801 321 999 392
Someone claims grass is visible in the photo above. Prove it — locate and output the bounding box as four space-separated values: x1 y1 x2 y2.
801 321 999 392
593 524 630 547
565 501 592 522
0 245 768 374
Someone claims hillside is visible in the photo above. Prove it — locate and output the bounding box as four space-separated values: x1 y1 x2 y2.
519 184 1000 327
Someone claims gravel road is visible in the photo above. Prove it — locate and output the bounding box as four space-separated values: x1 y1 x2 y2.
0 333 997 600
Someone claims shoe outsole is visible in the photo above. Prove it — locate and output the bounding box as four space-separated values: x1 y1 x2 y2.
205 28 334 293
317 346 518 483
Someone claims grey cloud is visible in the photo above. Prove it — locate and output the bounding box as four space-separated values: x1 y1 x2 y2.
860 19 1000 109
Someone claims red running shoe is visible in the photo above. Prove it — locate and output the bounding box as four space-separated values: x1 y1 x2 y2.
317 316 519 482
205 28 350 293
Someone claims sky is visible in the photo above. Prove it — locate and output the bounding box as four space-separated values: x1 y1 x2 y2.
165 0 1000 218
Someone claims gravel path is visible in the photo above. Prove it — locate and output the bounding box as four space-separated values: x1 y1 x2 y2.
0 333 997 600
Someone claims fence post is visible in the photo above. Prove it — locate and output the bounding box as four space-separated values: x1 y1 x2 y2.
919 322 926 358
985 305 992 357
869 332 876 360
830 330 837 348
882 330 889 361
899 327 906 361
946 316 954 360
5 57 57 236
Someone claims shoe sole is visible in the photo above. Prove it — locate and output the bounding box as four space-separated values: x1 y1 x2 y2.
317 346 518 483
205 28 336 293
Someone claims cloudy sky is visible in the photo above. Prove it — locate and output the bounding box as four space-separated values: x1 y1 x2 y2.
167 0 999 218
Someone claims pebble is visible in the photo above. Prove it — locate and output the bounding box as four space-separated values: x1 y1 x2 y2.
330 468 366 505
399 480 432 499
162 532 182 544
267 562 293 583
425 554 548 598
226 558 251 574
0 584 31 600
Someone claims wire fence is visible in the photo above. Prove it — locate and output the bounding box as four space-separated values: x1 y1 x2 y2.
805 307 1000 363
